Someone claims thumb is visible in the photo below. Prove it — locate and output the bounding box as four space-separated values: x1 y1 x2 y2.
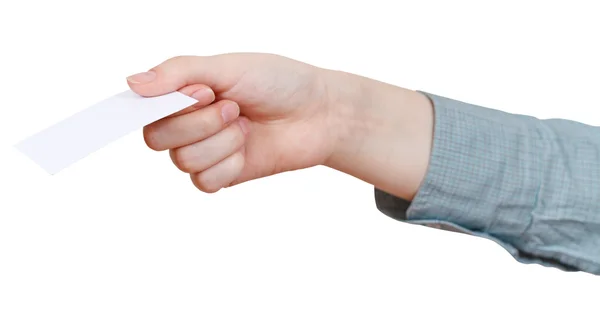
126 55 233 97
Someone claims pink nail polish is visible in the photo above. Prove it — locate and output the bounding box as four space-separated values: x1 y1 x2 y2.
126 71 156 84
221 103 240 124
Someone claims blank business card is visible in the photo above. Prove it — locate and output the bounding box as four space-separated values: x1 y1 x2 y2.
15 90 198 174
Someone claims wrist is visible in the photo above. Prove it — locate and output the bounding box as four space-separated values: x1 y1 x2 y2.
322 69 434 200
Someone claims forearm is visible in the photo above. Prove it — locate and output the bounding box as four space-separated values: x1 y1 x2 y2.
325 71 600 274
324 69 434 201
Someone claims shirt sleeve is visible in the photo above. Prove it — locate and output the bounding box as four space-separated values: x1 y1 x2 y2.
375 92 600 275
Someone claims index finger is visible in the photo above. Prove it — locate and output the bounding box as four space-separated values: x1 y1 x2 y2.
170 84 216 118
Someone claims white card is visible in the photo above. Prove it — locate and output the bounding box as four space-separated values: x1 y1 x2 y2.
15 90 198 174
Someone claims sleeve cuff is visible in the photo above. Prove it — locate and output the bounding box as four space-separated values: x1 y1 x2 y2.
375 91 580 272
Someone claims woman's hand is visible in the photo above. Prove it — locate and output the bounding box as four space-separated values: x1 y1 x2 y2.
127 53 433 199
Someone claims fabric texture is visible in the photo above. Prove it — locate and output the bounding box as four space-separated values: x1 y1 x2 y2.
375 92 600 275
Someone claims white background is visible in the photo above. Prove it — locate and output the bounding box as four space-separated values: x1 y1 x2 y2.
1 1 599 322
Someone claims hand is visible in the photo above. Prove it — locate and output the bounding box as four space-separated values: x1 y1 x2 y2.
127 53 348 192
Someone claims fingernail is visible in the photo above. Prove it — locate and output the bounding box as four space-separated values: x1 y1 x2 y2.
191 87 215 101
221 102 240 124
238 117 250 135
126 71 156 84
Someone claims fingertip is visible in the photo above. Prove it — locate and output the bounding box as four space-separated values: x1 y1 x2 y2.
190 172 221 194
126 66 184 97
179 84 215 101
190 86 216 104
126 70 156 84
221 100 241 124
142 124 166 151
168 85 216 117
128 55 216 98
190 150 246 193
237 116 251 135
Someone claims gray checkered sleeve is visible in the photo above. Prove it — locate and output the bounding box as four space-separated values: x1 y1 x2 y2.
375 92 600 275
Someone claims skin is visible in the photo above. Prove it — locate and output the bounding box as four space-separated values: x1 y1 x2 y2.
127 53 434 201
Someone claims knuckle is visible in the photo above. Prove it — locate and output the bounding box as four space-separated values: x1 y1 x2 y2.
166 55 194 68
192 115 214 136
